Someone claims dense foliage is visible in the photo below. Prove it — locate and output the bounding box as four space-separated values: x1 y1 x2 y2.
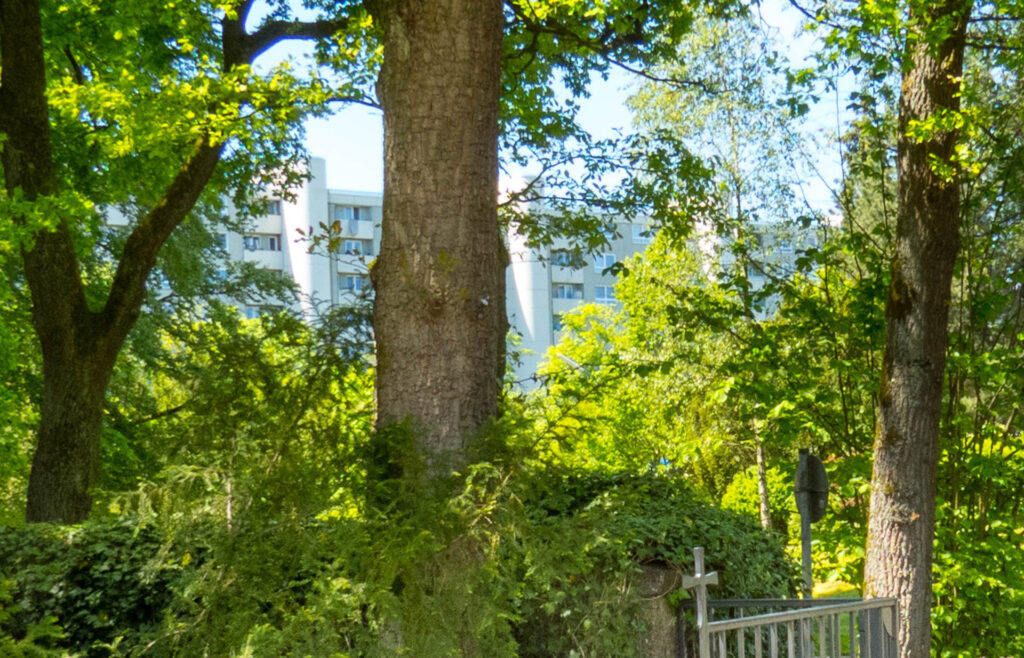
2 0 1023 655
0 470 792 656
0 521 178 655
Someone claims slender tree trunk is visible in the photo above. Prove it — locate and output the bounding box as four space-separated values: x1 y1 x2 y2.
754 430 771 531
372 0 507 468
864 1 971 655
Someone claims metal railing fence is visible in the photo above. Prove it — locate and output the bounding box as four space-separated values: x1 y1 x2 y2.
678 548 898 658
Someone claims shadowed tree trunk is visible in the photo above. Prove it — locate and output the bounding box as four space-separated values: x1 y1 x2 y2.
863 0 971 655
372 0 507 469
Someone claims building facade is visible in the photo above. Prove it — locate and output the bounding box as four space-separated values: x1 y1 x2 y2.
206 158 820 384
506 217 653 384
217 158 651 384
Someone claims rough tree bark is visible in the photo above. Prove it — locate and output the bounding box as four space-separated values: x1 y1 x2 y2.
0 0 343 523
372 0 507 468
863 0 972 655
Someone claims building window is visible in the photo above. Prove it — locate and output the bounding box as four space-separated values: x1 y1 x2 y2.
333 205 369 221
243 233 282 251
339 274 369 292
594 253 616 272
215 233 227 249
266 200 282 215
632 225 653 245
244 304 282 319
553 283 584 300
552 313 564 332
602 224 617 240
777 238 794 254
594 285 616 303
551 249 585 269
342 239 373 256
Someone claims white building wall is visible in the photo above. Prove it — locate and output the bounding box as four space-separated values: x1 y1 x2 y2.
506 224 554 385
298 157 331 312
222 160 654 386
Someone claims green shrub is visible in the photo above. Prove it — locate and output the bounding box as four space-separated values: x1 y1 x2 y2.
0 519 182 656
931 449 1024 658
721 464 797 536
0 578 65 658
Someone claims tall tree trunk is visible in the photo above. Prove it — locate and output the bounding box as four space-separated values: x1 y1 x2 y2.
372 0 507 468
0 0 101 523
864 1 971 656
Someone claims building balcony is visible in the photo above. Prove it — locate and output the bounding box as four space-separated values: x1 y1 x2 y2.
550 267 584 284
252 215 284 234
243 250 284 270
337 255 370 272
552 298 584 315
340 218 375 240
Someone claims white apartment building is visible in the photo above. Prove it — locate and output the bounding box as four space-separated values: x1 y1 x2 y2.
160 157 820 385
215 157 652 384
216 158 380 320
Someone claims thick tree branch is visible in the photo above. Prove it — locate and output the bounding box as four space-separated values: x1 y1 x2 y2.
245 18 350 62
234 0 258 27
100 137 225 352
100 8 349 353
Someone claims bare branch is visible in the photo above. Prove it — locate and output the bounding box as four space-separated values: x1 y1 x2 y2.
326 93 382 110
965 37 1024 52
132 403 188 425
780 0 844 30
606 57 721 94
